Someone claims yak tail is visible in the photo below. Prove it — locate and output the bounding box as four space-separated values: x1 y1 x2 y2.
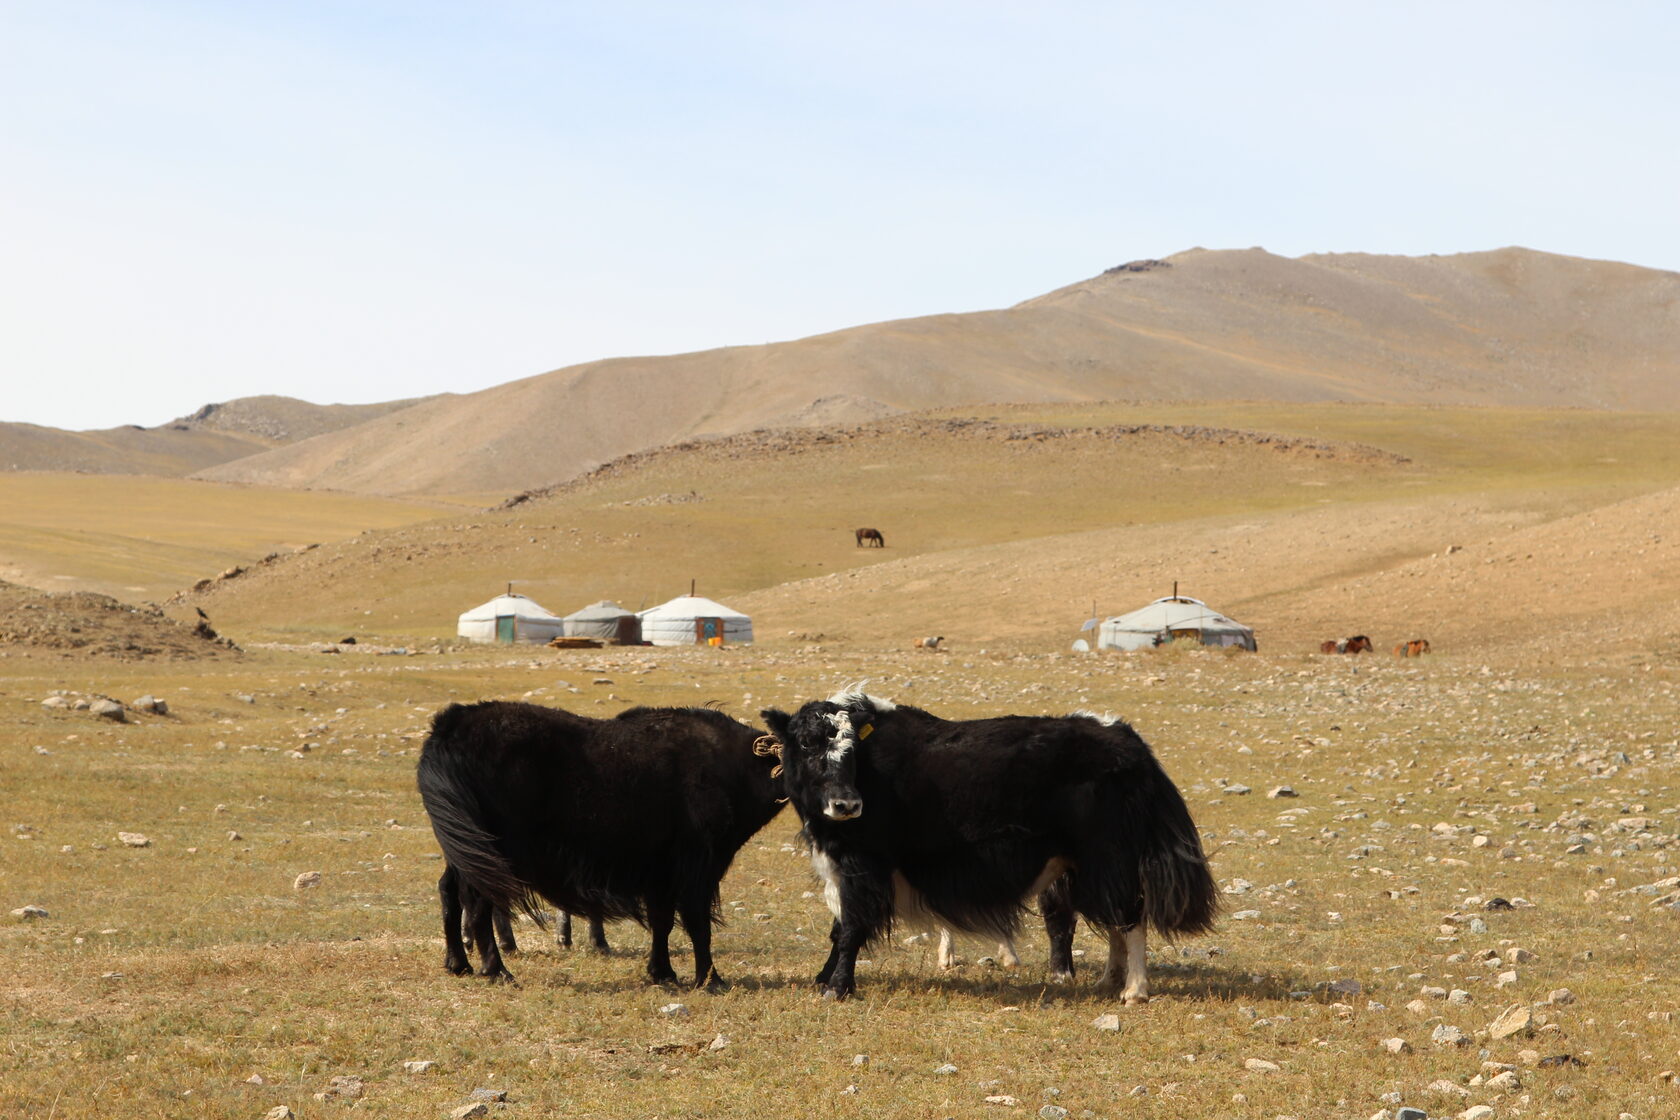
1135 771 1220 939
416 717 548 925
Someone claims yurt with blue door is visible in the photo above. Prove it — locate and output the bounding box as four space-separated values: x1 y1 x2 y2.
456 592 567 645
638 594 753 646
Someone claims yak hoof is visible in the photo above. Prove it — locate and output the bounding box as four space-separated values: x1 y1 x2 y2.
1049 969 1074 984
483 970 518 986
1123 994 1149 1006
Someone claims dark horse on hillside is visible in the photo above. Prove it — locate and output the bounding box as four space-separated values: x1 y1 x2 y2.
855 527 884 548
1320 635 1374 654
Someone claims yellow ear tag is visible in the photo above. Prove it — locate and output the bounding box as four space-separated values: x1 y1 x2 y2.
859 723 874 739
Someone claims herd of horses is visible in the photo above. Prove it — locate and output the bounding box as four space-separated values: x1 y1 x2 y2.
417 690 1217 1002
1321 634 1432 657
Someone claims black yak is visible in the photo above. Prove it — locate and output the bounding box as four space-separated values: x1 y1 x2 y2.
761 688 1216 1000
417 702 783 987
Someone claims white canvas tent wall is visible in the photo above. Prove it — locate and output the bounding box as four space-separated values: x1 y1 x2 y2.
562 600 641 643
457 593 567 645
1096 596 1256 651
638 594 752 646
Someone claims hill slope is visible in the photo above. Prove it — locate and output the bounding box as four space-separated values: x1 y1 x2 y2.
174 403 1680 662
0 395 435 477
192 247 1680 497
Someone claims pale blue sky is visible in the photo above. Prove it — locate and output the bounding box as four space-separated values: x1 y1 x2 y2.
4 1 1676 431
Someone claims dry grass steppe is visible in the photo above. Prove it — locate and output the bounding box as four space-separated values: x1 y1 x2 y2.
3 642 1678 1119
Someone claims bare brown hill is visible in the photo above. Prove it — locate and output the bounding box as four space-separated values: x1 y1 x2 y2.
167 394 439 442
192 247 1680 497
0 394 436 478
0 421 273 477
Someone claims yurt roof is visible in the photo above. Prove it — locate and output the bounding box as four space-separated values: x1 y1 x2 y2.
639 594 750 621
1103 596 1251 634
563 600 636 622
457 593 562 622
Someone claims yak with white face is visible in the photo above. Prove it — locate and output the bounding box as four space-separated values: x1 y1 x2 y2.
761 689 1217 1001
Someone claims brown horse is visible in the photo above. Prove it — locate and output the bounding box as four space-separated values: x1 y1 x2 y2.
855 528 884 548
1321 635 1373 654
1393 638 1432 657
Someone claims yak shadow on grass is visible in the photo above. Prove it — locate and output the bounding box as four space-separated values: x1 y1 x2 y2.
468 954 1308 1006
865 960 1306 1006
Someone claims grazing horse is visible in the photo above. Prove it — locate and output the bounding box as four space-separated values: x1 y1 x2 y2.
761 688 1216 1001
914 636 945 650
855 527 885 548
418 702 784 987
1394 638 1432 657
1321 635 1374 654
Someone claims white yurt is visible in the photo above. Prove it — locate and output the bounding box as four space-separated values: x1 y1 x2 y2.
562 600 642 644
456 592 567 645
1096 595 1256 652
638 594 753 646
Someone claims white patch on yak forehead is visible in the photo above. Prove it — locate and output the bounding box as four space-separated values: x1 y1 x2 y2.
823 709 856 761
1071 708 1120 727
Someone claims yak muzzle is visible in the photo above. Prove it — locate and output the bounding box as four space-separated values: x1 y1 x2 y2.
823 798 863 821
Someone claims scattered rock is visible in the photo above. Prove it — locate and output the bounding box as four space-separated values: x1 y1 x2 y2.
402 1060 436 1074
1485 1070 1520 1092
1431 1024 1469 1047
117 832 151 848
293 871 323 890
469 1088 508 1102
1545 987 1576 1005
1489 1005 1533 1040
263 1108 295 1120
1460 1106 1496 1120
11 905 49 919
1243 1058 1280 1072
659 1002 689 1016
1381 1037 1411 1055
314 1075 364 1102
91 699 126 722
1092 1013 1121 1031
934 1063 959 1075
450 1105 489 1120
40 696 69 710
1267 785 1298 798
131 695 168 715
